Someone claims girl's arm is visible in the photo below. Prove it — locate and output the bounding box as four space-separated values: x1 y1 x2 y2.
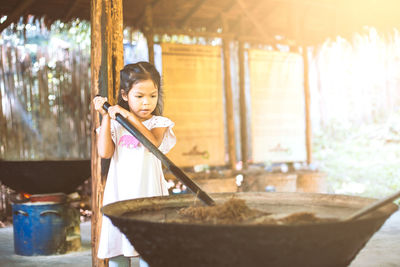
108 105 167 147
97 114 115 158
93 97 115 158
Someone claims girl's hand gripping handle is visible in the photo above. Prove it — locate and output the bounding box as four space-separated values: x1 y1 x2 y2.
102 101 111 112
99 100 215 206
93 95 108 116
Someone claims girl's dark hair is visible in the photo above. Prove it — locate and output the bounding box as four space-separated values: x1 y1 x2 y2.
117 61 163 115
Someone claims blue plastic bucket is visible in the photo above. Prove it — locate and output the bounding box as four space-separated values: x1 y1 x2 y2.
12 202 68 255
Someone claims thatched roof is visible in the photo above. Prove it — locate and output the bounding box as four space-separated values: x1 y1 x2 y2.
1 0 400 45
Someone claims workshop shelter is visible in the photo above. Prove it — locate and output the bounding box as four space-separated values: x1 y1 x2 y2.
2 1 400 266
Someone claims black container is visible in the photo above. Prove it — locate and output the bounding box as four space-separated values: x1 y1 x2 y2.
0 160 90 194
102 192 398 267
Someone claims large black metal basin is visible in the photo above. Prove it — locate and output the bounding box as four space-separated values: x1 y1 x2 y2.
102 192 398 267
0 160 91 194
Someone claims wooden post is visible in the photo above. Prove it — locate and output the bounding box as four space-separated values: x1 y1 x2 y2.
222 17 237 170
111 0 124 100
238 40 248 169
144 0 154 64
302 46 312 165
90 0 123 266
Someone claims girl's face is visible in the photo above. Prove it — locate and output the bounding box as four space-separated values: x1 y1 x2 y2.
122 79 158 121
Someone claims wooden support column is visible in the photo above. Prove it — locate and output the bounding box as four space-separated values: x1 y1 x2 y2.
144 0 154 64
302 46 312 164
222 17 237 170
90 0 123 266
111 0 124 98
238 40 248 169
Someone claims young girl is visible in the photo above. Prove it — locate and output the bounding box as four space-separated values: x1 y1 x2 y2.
93 62 176 267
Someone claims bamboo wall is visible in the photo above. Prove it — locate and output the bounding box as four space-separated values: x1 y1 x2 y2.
0 45 91 160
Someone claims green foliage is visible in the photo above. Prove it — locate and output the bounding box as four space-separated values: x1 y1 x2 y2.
50 20 91 53
313 111 400 198
0 17 90 53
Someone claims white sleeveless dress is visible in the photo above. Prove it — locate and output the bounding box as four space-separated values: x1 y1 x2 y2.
97 115 176 259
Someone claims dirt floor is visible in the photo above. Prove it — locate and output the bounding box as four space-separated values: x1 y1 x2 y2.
0 211 399 266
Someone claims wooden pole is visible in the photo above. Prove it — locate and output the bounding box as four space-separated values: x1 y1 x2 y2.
90 2 106 266
90 0 123 266
144 0 154 64
238 40 248 169
302 46 312 165
222 17 237 170
111 0 124 101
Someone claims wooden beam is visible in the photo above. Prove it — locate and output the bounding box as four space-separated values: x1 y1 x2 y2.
153 27 234 39
235 0 271 40
133 0 161 28
179 0 207 28
229 16 244 35
221 17 237 170
246 2 279 37
209 0 236 30
151 27 288 46
151 25 297 46
302 46 312 164
90 0 123 266
236 34 286 45
144 0 154 64
65 0 82 21
231 1 265 34
0 0 36 33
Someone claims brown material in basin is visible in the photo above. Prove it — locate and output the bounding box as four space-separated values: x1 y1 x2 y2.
102 192 398 267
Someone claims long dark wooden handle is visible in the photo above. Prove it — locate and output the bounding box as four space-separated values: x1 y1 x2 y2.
345 190 400 221
102 102 215 206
